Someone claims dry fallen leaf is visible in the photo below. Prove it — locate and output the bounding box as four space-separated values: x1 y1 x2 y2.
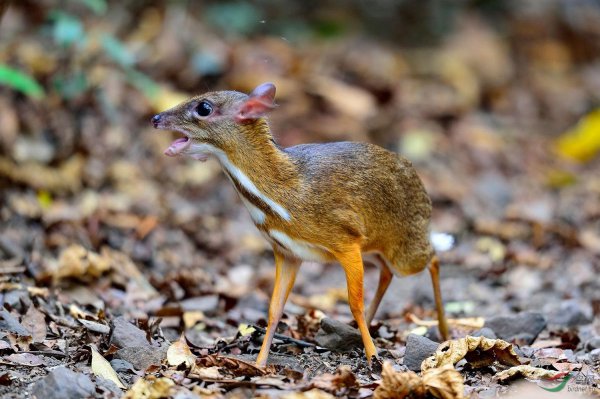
20 306 46 343
90 345 126 389
54 245 111 282
310 365 359 394
407 313 485 330
182 311 205 329
374 362 464 399
123 376 175 399
167 334 195 368
237 323 256 337
197 354 268 377
422 366 466 399
5 353 44 367
190 366 223 380
556 108 600 162
307 76 377 120
494 365 564 383
0 155 83 193
282 389 336 399
421 336 520 371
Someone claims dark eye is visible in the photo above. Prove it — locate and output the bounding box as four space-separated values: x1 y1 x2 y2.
196 101 213 117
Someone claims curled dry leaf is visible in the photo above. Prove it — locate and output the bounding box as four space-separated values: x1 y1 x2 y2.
407 313 485 330
123 376 175 399
0 155 83 193
282 389 336 399
310 365 359 394
190 366 223 381
182 311 204 329
421 336 520 371
54 245 111 282
422 366 466 399
374 362 464 399
21 306 46 343
494 365 563 383
167 334 195 368
90 345 126 389
5 353 44 367
197 354 268 377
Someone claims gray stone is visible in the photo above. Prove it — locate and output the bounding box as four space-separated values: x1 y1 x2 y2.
32 366 95 399
585 336 600 351
484 312 546 345
590 348 600 363
180 295 219 312
403 334 439 371
94 376 123 397
546 300 593 328
115 345 167 371
0 309 30 336
110 316 150 348
314 318 363 352
471 327 497 339
110 358 136 373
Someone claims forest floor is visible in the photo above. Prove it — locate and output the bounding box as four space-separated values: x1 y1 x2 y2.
1 2 600 398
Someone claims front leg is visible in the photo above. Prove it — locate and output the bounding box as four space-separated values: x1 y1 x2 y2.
256 249 301 367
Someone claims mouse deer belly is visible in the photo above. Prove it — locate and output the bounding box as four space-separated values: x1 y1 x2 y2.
264 229 332 262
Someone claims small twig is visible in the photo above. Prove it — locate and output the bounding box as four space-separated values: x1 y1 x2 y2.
251 325 316 348
20 350 68 358
406 313 484 329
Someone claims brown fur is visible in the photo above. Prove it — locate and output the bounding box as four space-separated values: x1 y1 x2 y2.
157 90 433 275
154 86 445 365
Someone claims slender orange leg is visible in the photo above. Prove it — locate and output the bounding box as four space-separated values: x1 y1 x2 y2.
428 255 449 341
334 244 378 363
365 255 394 326
256 250 301 367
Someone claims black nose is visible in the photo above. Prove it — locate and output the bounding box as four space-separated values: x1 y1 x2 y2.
151 114 161 128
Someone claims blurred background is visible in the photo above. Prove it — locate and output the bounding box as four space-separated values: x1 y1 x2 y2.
0 0 599 359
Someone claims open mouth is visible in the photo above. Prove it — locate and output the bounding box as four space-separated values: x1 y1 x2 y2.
164 136 191 157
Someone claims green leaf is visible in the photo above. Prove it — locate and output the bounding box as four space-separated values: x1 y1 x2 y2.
125 69 160 99
101 34 135 67
50 12 86 47
52 71 88 99
79 0 107 15
205 2 262 35
0 65 45 98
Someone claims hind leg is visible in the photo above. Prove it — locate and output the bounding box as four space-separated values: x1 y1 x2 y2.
428 255 449 340
365 255 393 325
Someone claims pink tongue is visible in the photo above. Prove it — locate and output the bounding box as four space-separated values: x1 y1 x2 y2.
164 137 189 156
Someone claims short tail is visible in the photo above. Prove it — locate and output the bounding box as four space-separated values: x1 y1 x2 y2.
430 232 455 252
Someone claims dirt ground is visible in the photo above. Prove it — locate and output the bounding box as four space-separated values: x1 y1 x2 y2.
0 1 599 398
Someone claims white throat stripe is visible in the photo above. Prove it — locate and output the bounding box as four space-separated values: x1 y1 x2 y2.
188 142 291 221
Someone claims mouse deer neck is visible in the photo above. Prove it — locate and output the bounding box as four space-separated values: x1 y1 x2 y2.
214 120 300 217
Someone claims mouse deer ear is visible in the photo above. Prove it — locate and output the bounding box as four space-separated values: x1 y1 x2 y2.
235 82 277 122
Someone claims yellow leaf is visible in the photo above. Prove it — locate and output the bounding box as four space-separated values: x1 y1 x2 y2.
123 376 174 399
374 362 464 399
282 389 336 399
556 109 600 162
148 87 189 113
494 365 563 383
55 245 111 282
190 366 222 380
421 336 520 371
167 334 195 368
90 346 126 389
183 311 205 329
36 190 52 208
237 323 256 337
